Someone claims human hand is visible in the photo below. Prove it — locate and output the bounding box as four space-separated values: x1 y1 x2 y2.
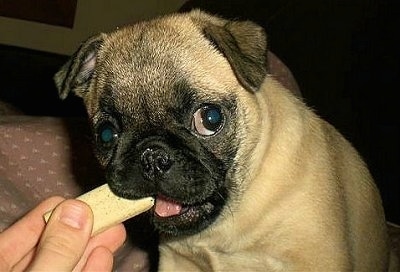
0 196 126 271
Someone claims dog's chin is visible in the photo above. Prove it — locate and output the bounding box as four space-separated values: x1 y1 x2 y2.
109 183 227 236
151 191 226 236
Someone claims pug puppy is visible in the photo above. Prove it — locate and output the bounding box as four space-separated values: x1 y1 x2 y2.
54 9 393 271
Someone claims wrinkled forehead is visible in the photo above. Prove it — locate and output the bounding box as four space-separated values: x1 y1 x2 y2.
93 20 238 112
99 27 180 86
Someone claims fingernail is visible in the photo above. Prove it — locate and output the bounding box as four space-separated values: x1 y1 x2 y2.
59 202 87 230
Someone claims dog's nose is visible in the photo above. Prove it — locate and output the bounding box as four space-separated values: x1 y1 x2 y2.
141 147 172 179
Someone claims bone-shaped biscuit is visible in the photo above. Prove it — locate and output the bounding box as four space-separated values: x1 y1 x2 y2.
43 184 154 235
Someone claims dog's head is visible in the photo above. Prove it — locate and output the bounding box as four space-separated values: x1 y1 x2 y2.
54 10 268 236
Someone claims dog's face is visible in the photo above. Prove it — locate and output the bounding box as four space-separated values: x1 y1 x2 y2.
54 10 268 236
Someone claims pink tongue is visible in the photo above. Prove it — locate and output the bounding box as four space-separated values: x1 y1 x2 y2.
155 197 182 217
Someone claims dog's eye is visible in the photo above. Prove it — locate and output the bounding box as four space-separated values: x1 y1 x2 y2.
97 122 119 146
192 105 224 136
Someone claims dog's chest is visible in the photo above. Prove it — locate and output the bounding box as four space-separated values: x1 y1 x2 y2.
158 242 286 271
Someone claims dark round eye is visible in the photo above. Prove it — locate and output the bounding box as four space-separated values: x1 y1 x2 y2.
192 105 224 136
97 122 119 146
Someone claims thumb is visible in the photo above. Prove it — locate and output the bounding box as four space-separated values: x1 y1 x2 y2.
29 199 94 271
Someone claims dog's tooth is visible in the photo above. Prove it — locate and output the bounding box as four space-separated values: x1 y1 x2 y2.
43 184 154 235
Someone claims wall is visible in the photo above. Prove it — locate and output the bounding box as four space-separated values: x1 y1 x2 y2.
0 0 187 55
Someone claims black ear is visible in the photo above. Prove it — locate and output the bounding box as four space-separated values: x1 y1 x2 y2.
54 34 105 100
202 19 268 92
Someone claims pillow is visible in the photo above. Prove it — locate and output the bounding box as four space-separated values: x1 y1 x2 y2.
0 116 103 226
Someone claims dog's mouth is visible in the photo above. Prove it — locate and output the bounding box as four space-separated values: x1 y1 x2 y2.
151 192 225 236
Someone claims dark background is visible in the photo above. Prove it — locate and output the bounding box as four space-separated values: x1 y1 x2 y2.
0 0 77 28
1 0 398 223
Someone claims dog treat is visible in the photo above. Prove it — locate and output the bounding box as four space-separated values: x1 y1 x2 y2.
43 184 154 235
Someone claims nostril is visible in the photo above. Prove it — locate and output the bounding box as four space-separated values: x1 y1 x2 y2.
141 148 154 172
141 147 172 178
154 150 172 172
141 148 155 177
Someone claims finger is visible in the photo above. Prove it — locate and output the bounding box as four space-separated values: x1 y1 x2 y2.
88 223 126 253
0 196 64 270
14 220 126 272
28 199 93 271
80 247 113 272
73 223 126 271
11 248 35 272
